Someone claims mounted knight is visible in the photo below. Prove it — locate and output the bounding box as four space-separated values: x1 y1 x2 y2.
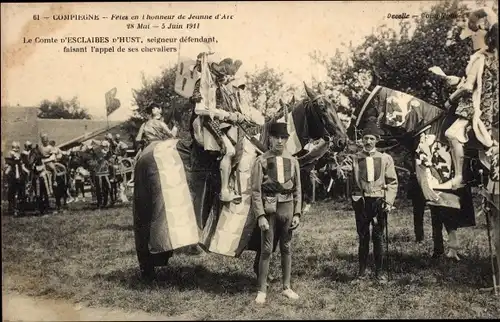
189 53 248 203
38 133 59 190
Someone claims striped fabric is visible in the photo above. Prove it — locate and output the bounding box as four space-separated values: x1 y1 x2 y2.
134 139 199 253
365 157 374 182
201 138 259 257
277 111 302 155
267 156 293 184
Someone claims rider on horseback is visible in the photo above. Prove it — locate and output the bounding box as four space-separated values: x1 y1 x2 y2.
136 104 177 148
189 53 247 202
435 8 498 190
5 141 30 178
38 133 59 187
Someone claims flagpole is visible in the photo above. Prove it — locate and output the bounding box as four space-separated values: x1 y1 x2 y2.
106 95 110 131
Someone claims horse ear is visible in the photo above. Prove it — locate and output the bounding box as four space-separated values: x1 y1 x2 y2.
290 95 296 105
304 82 316 100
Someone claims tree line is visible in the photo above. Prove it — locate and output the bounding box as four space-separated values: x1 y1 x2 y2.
35 0 496 150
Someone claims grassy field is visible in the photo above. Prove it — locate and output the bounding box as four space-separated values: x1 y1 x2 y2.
2 198 499 319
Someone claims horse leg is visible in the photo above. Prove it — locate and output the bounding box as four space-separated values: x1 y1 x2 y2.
133 165 173 282
17 180 26 216
54 184 61 213
103 177 110 207
94 177 102 208
42 184 50 215
7 181 16 216
13 182 21 217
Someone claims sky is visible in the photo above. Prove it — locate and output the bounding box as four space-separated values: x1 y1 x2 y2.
1 1 486 121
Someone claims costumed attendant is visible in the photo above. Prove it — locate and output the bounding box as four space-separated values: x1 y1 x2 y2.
432 7 498 190
351 124 398 283
251 122 302 304
5 141 30 216
50 140 74 204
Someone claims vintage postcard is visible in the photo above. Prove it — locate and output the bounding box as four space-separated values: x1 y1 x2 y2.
2 1 499 320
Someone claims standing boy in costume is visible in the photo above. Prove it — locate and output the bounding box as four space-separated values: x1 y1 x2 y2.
351 124 398 283
251 122 302 304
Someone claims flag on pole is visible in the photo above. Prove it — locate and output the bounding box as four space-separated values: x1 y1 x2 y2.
105 87 121 116
174 57 200 98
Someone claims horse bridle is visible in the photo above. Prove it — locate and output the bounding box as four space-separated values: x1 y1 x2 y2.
308 94 352 151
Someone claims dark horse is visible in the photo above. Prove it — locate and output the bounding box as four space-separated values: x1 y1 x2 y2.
133 83 349 281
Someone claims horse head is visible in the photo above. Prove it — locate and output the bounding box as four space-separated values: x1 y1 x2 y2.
303 82 349 152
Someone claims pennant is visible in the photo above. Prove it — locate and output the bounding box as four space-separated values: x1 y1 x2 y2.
105 87 121 116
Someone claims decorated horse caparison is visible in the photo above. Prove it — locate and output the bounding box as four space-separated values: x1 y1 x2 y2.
132 83 349 280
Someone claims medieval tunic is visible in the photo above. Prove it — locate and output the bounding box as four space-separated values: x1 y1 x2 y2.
351 149 398 275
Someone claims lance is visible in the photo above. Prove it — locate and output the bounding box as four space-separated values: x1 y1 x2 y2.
383 184 391 281
479 168 499 296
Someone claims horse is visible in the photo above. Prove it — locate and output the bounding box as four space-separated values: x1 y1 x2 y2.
133 82 349 281
352 85 499 283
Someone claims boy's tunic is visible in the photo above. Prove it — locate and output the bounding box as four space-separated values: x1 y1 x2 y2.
250 148 302 294
251 149 302 220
